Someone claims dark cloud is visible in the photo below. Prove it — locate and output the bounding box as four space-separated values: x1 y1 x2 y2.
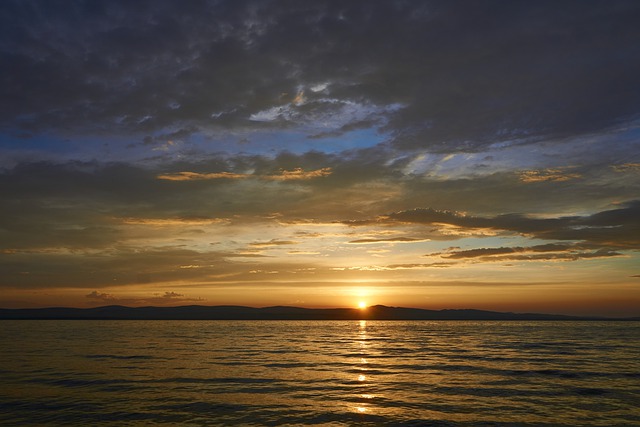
1 0 639 151
85 289 204 306
86 290 116 301
349 201 640 249
438 244 623 262
384 263 453 270
162 291 184 298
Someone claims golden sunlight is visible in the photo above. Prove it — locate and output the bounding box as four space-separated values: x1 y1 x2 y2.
358 301 367 309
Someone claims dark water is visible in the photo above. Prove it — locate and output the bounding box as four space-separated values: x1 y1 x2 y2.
1 320 639 426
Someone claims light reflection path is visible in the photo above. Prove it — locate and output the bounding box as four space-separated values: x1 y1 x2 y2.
353 320 375 415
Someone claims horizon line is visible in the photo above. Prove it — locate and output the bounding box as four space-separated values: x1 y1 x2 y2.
1 304 637 321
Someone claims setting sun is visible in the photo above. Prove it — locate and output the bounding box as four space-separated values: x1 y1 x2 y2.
358 301 367 309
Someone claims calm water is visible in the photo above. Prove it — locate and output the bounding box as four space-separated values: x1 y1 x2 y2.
1 320 639 426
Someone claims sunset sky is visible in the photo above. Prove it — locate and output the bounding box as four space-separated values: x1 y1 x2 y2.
1 0 639 316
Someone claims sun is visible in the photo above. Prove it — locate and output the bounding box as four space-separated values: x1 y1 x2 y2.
358 301 367 309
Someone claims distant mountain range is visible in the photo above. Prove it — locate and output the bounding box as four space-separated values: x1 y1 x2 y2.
0 304 636 320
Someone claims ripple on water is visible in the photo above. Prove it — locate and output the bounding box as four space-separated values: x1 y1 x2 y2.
1 320 639 426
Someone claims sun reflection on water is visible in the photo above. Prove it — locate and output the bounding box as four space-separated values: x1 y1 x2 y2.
351 320 377 415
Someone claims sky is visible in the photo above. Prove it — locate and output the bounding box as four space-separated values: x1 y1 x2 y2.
1 0 639 316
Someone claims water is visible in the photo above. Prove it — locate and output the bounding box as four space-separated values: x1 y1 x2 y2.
1 320 639 426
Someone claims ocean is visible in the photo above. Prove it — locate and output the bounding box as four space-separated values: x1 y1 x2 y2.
1 320 638 426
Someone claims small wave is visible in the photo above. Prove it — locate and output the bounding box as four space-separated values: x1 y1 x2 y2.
573 387 608 396
508 368 633 380
263 362 312 368
153 376 280 385
150 401 248 414
85 354 154 360
23 376 131 389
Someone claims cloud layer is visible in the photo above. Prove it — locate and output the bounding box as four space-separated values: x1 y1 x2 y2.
2 0 640 153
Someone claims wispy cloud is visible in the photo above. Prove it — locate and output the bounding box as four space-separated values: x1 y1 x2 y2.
119 217 227 226
438 244 623 262
384 262 453 270
519 168 582 183
263 167 332 181
156 167 332 182
156 172 250 181
85 290 204 306
249 240 299 247
348 237 430 244
612 163 640 173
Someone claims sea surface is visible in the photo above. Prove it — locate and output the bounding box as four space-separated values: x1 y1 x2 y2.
1 320 639 426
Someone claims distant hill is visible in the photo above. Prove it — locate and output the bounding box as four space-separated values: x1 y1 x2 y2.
0 304 631 320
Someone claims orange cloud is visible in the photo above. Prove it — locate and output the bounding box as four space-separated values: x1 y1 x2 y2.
264 167 332 181
519 168 581 183
157 167 332 182
156 171 249 181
